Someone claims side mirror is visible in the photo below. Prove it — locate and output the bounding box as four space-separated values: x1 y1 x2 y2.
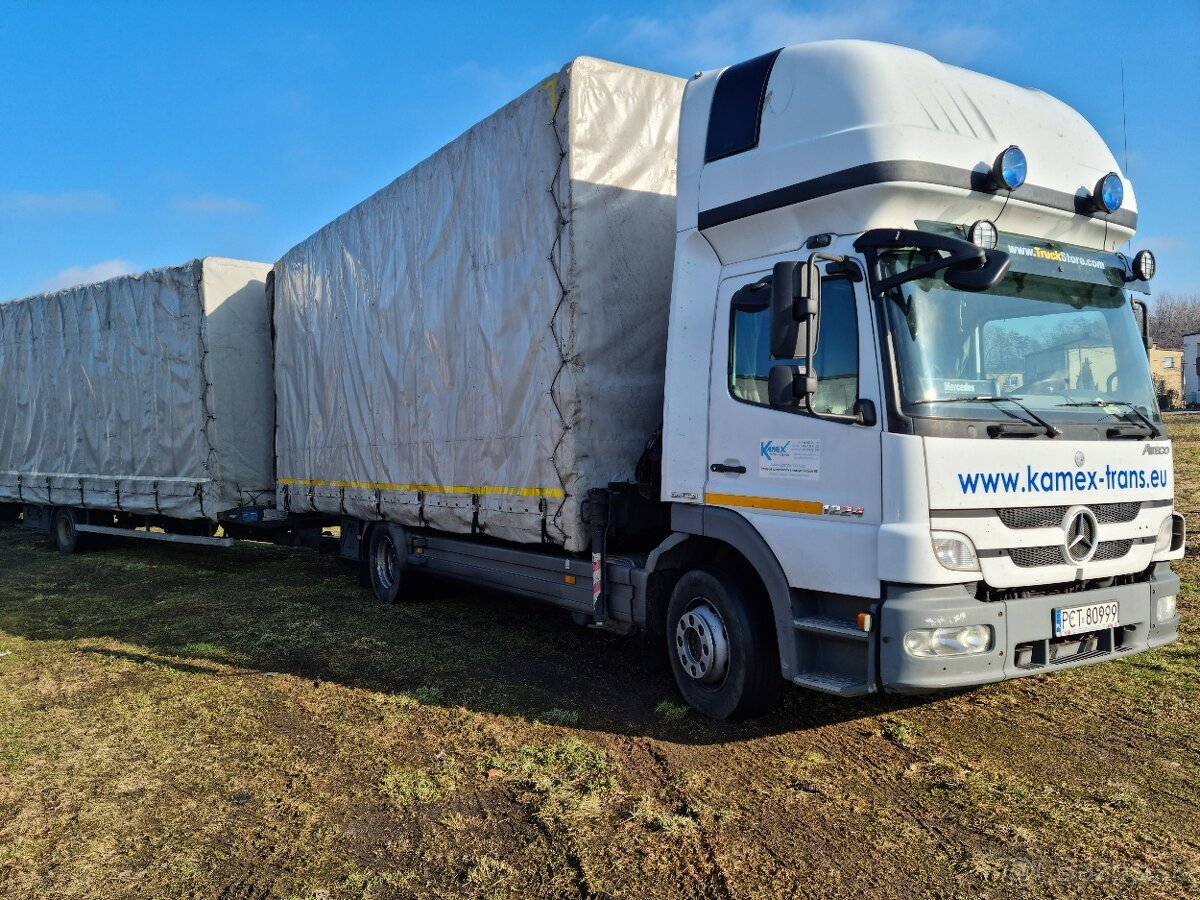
944 248 1010 292
768 363 817 409
770 260 820 359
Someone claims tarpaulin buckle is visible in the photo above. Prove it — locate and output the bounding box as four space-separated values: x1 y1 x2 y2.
471 493 483 535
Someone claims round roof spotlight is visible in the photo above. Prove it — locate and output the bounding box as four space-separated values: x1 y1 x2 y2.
969 219 998 250
992 145 1027 191
1133 249 1156 281
1094 172 1124 213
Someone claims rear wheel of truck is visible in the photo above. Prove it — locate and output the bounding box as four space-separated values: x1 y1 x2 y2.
51 508 83 555
667 567 779 720
367 524 407 604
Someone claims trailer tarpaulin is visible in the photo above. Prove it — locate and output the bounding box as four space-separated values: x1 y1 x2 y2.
0 258 274 521
273 57 684 551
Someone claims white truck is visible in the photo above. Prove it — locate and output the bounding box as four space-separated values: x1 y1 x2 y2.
264 41 1182 718
3 41 1183 719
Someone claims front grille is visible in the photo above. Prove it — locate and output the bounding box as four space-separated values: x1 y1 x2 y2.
1008 546 1063 568
1009 540 1133 568
1094 503 1142 525
998 502 1141 529
1093 539 1133 561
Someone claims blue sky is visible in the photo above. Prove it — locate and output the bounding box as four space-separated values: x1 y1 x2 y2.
1 1 1197 300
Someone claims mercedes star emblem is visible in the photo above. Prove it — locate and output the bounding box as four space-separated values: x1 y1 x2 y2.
1062 506 1098 564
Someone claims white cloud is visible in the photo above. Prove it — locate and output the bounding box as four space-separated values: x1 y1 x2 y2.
174 194 261 215
589 0 999 72
37 259 140 292
0 190 114 214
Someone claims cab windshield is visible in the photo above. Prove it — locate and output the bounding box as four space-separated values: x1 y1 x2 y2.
880 250 1160 431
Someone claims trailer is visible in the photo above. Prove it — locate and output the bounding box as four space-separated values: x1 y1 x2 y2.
0 257 280 550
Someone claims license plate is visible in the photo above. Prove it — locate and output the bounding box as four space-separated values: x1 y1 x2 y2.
1053 601 1119 637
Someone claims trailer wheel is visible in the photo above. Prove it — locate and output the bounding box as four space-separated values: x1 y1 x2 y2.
367 524 407 604
666 567 779 720
52 508 83 555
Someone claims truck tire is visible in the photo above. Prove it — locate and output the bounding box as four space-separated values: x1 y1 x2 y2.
367 524 408 604
51 508 84 555
666 567 780 720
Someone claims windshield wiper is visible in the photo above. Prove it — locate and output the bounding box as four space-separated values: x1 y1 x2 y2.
1058 400 1160 437
908 396 1060 438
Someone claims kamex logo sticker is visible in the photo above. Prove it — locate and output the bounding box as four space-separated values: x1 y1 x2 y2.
759 438 820 480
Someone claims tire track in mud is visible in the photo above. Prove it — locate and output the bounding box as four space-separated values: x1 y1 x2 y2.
615 735 733 900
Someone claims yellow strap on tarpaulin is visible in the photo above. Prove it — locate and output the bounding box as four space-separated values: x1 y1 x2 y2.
278 477 564 499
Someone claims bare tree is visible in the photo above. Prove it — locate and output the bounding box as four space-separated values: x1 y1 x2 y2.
1148 290 1200 350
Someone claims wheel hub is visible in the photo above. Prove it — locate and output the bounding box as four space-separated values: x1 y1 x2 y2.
674 601 729 685
375 534 397 590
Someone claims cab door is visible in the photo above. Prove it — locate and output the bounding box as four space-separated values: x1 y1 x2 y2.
704 261 883 600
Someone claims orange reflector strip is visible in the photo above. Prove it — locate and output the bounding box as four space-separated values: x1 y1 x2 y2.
564 575 577 585
706 493 824 516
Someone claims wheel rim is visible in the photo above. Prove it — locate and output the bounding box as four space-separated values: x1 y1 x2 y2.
375 533 398 591
55 514 73 547
674 599 730 685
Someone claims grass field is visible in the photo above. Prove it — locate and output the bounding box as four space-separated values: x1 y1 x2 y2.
2 420 1199 899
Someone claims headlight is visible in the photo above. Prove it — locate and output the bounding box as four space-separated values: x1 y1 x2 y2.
1132 249 1155 281
1155 517 1173 553
903 625 994 657
1155 594 1177 623
931 531 980 572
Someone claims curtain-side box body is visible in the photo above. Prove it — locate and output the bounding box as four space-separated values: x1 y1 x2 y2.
273 58 685 551
0 257 274 521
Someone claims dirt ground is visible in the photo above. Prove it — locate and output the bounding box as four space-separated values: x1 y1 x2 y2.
2 419 1199 899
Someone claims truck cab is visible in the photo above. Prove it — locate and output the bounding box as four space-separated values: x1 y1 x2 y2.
658 41 1183 716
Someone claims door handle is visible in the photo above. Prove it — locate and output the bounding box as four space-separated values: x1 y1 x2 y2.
710 462 747 474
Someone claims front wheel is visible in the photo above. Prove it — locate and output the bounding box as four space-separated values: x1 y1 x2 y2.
666 568 780 720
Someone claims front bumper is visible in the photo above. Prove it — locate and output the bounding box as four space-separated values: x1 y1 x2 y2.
879 563 1180 692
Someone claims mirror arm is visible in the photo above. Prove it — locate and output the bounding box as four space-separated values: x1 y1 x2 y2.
797 252 874 426
853 228 1013 295
1131 299 1151 354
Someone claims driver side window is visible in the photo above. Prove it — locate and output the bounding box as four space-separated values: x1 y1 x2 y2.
729 277 859 416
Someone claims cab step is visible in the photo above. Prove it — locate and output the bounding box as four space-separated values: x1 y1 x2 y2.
792 671 872 696
792 615 869 642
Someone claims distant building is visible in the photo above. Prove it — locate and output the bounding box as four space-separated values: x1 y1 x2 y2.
1184 334 1200 406
1150 346 1183 407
